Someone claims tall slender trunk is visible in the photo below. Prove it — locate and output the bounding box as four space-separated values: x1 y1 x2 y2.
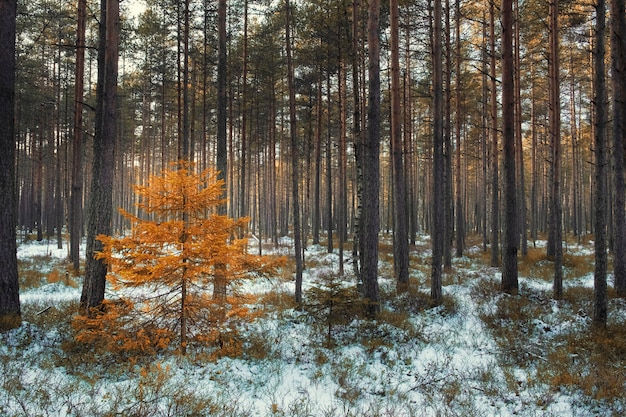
501 0 518 294
431 0 444 303
214 0 228 301
313 69 322 245
454 0 463 257
514 0 527 256
443 0 453 269
351 0 363 282
593 0 608 325
338 55 347 274
363 0 382 315
81 0 119 310
549 0 563 299
489 0 499 267
611 0 626 296
240 0 248 233
326 67 333 254
390 0 409 290
0 0 20 329
286 0 303 304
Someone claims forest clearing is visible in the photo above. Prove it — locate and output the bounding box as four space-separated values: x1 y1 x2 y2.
2 235 625 417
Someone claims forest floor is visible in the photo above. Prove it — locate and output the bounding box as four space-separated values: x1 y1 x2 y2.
2 234 626 416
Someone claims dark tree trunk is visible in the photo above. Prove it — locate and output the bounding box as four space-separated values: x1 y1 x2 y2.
593 0 608 326
313 71 322 245
454 0 464 257
240 0 248 232
363 0 382 315
443 0 453 270
489 0 499 267
214 0 228 301
611 0 626 296
390 0 409 290
501 0 518 294
431 0 444 304
81 0 119 311
514 0 527 257
549 0 563 299
0 0 20 329
286 0 303 304
351 0 364 284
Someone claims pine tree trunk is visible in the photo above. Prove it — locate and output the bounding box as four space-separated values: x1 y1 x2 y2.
514 0 527 257
593 0 608 326
390 0 409 290
81 0 119 311
611 0 626 296
213 0 228 301
454 0 464 258
239 0 248 232
286 0 304 304
501 0 518 294
363 0 382 315
0 0 20 329
549 0 563 299
351 0 363 283
431 0 444 304
313 70 322 245
489 0 499 267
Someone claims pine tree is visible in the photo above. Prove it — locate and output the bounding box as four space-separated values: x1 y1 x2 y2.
0 0 20 330
75 163 284 355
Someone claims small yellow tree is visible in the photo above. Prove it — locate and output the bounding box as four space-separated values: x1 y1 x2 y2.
75 162 283 355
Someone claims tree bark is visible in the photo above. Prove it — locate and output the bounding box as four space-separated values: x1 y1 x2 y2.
443 0 453 270
363 0 382 315
549 0 563 299
501 0 518 294
0 0 20 329
239 0 248 232
611 0 626 296
81 0 119 311
286 0 304 304
454 0 463 257
390 0 409 290
431 0 444 304
214 0 228 301
593 0 608 326
351 0 364 284
489 0 499 267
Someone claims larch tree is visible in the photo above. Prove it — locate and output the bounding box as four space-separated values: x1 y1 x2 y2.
76 165 283 355
501 0 518 293
363 0 381 315
431 0 444 304
0 0 20 330
390 0 409 291
81 0 120 311
593 0 608 326
611 0 626 296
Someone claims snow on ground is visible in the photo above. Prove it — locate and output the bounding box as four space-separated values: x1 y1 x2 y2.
1 237 624 416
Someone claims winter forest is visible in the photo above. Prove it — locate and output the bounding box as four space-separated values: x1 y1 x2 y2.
1 0 626 415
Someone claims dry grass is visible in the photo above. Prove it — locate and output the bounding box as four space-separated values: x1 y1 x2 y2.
538 323 626 400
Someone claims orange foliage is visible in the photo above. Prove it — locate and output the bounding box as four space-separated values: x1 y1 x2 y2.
74 162 285 356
